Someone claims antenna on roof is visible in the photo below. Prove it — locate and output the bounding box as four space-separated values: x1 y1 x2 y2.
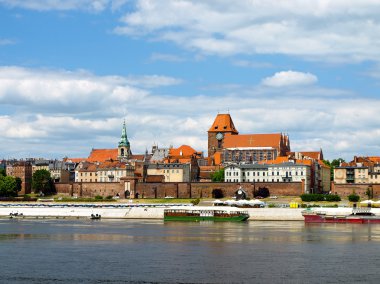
227 108 230 114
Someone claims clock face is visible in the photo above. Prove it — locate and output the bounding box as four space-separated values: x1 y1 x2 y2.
216 132 224 140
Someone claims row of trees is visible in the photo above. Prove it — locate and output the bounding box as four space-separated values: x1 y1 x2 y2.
0 169 55 198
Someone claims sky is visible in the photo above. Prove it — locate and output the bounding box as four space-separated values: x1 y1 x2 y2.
1 0 380 161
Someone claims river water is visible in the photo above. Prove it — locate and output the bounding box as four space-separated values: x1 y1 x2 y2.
1 219 380 283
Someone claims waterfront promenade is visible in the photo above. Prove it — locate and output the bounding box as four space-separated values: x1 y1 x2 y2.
0 203 361 221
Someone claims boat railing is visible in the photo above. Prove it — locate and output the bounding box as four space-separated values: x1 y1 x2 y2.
352 208 372 215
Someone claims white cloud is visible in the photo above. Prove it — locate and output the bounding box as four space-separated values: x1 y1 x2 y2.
262 70 318 87
0 38 15 46
150 53 185 63
115 0 380 62
0 66 182 113
1 66 379 161
0 0 120 12
124 75 183 88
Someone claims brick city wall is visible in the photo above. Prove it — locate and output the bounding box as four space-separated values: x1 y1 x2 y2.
55 182 125 198
55 181 303 199
332 183 380 199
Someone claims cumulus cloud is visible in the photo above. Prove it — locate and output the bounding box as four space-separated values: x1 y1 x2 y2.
262 70 318 87
1 66 379 161
0 66 183 113
0 0 121 12
115 0 380 62
150 53 186 63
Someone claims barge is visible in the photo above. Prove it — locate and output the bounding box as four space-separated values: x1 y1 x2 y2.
164 208 249 222
302 208 380 224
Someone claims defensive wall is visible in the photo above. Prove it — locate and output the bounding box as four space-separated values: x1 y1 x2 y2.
332 183 380 199
55 181 304 199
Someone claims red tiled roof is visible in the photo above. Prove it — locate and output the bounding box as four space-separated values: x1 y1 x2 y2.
368 157 380 163
169 145 198 156
130 155 145 161
97 161 126 170
299 151 322 160
260 156 313 166
224 133 282 149
208 113 238 133
87 149 118 162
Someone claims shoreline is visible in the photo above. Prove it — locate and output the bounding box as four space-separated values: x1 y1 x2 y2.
0 203 308 221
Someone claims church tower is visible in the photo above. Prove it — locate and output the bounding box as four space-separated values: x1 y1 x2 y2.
208 113 239 158
118 120 132 160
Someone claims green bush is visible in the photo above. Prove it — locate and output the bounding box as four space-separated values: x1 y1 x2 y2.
300 194 341 202
307 204 321 208
94 195 103 200
105 195 113 200
191 198 200 205
254 187 270 198
268 203 276 208
348 193 360 202
325 195 341 202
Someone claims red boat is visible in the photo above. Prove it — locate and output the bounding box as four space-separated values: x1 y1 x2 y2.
302 208 380 224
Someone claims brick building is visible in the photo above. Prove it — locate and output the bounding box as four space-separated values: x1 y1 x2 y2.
6 161 32 194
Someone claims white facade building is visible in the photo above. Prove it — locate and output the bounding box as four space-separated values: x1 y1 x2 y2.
225 162 311 193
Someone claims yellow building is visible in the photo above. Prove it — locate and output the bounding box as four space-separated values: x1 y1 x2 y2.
146 163 191 182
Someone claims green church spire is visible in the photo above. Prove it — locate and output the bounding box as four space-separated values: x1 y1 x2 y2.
118 120 130 148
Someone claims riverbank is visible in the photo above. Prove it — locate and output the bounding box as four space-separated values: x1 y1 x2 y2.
0 203 309 220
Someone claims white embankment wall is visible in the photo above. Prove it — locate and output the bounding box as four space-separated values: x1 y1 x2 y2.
2 204 374 221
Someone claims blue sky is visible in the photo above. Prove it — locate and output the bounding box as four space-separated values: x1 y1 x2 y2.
1 0 380 161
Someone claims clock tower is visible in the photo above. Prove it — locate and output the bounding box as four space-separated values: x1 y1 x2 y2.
207 113 238 159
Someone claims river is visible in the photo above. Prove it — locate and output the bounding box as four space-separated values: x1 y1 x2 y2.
1 219 380 283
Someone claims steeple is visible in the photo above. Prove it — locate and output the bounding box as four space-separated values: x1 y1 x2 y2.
118 120 131 160
118 120 130 148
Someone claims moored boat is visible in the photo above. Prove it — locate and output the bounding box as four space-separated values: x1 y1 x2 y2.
90 214 101 220
164 208 249 222
302 208 380 224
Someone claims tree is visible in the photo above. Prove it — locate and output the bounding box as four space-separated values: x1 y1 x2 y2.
348 193 360 202
32 169 55 195
365 187 373 200
0 168 6 177
324 158 345 181
0 175 18 197
254 187 270 198
211 168 225 182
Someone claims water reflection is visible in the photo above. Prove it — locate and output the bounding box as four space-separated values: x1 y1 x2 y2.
2 219 380 244
2 219 380 283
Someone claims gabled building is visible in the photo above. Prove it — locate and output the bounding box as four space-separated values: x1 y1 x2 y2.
334 156 380 184
146 163 192 182
207 113 290 165
75 162 98 182
97 161 134 182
